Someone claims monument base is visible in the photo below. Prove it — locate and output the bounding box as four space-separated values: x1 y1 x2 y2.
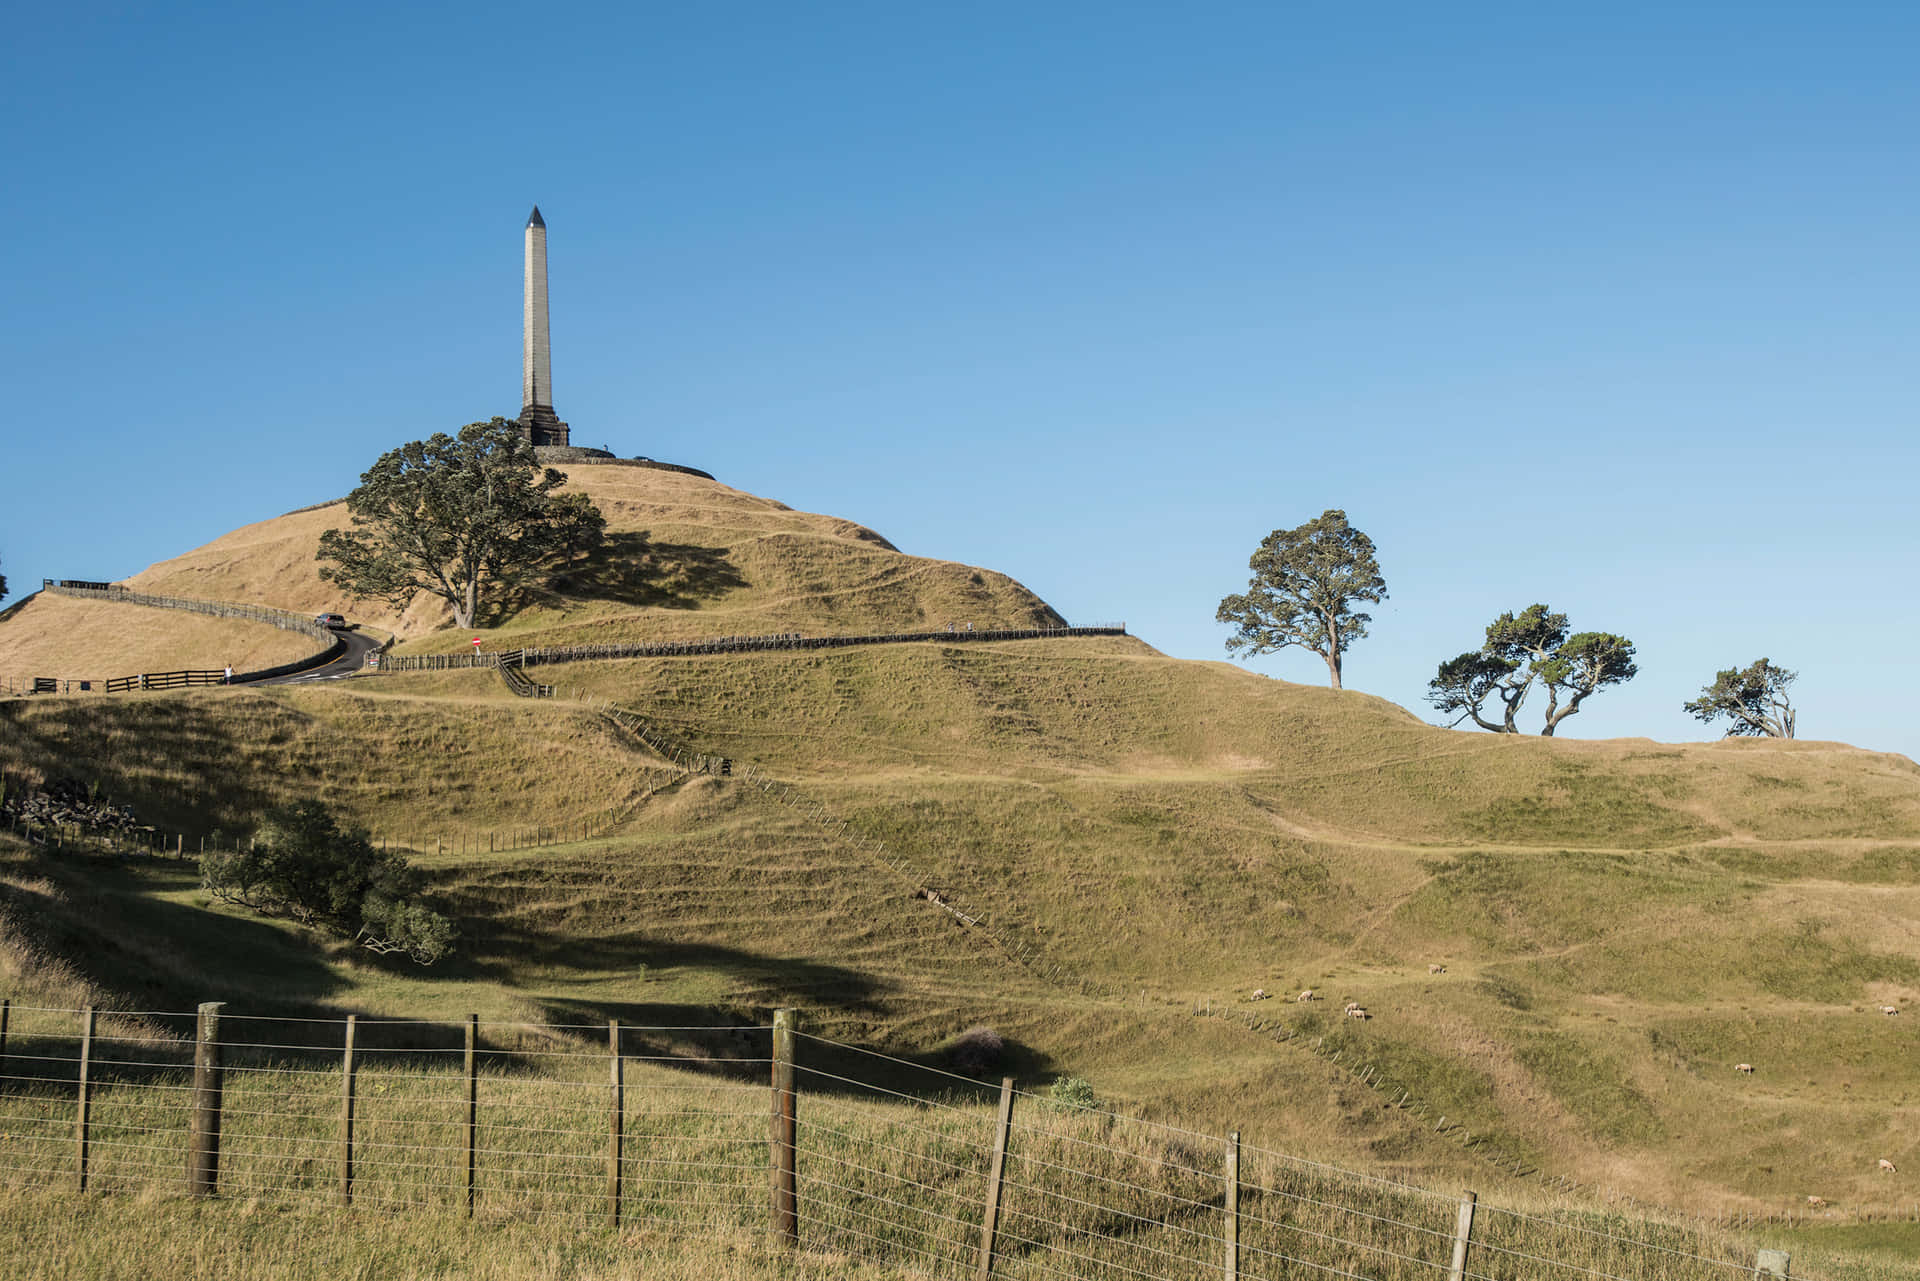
518 404 570 448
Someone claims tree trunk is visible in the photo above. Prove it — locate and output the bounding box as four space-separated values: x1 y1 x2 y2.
1324 650 1343 691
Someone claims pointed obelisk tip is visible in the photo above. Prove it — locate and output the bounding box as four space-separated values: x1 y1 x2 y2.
526 205 545 229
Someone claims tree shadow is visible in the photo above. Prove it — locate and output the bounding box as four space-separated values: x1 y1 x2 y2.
494 532 747 623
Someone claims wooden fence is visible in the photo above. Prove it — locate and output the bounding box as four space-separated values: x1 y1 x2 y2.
380 623 1129 674
11 581 363 696
42 580 336 645
0 1001 1785 1281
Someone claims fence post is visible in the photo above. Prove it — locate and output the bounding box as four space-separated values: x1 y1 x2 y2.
770 1008 799 1244
465 1013 479 1216
0 998 9 1077
188 1002 225 1197
976 1075 1015 1281
608 1019 623 1227
339 1015 357 1206
1224 1131 1240 1281
1448 1191 1477 1281
76 1006 96 1191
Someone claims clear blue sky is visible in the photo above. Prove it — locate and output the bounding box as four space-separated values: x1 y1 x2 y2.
4 3 1915 759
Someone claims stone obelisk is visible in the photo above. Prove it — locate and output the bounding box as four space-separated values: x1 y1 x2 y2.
519 206 570 447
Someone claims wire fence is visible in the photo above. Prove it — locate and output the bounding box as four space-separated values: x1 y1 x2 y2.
0 1000 1783 1281
377 623 1129 673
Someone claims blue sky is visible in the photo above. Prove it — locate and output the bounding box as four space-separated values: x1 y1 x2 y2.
4 3 1916 759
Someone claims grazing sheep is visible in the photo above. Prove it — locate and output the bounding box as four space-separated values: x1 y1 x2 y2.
1250 989 1270 1001
1343 1003 1370 1021
1880 1159 1898 1174
1881 1006 1900 1016
1734 1063 1754 1074
1806 1195 1828 1207
1428 964 1447 975
1296 989 1316 1003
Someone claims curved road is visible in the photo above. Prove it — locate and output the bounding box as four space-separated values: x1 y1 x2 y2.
250 628 384 685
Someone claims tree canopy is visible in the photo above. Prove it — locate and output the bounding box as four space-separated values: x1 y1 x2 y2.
1428 604 1637 735
317 419 601 629
201 801 455 964
1684 658 1797 738
1216 510 1387 690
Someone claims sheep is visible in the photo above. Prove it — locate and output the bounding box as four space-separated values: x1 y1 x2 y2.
1734 1063 1754 1074
1343 1002 1370 1021
1250 988 1270 1001
1881 1005 1900 1016
1806 1195 1828 1207
1880 1159 1898 1174
1428 964 1447 975
1296 989 1316 1003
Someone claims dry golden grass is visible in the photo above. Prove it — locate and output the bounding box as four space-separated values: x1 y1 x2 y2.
0 593 317 681
119 464 1061 650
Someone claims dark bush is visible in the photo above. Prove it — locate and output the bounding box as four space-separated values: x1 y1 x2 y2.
947 1025 1005 1076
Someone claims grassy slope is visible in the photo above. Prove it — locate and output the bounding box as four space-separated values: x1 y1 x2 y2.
5 467 1920 1240
123 464 1062 646
0 592 318 679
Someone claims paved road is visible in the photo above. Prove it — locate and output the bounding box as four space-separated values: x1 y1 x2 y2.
250 628 384 685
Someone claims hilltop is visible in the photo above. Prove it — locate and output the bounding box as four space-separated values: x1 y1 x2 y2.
3 462 1919 1254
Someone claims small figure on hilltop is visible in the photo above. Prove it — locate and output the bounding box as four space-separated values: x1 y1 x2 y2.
223 661 233 685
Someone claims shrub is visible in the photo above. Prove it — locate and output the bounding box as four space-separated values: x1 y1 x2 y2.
202 801 455 964
1047 1076 1099 1112
946 1025 1005 1076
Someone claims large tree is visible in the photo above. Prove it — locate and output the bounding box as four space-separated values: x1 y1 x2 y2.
1428 603 1637 735
1684 658 1797 738
1216 509 1386 690
318 418 598 628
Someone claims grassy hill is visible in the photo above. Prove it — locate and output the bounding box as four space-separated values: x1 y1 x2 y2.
0 591 318 682
125 463 1061 646
5 464 1920 1274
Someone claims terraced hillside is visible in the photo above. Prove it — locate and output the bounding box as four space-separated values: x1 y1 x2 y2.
124 463 1061 645
4 465 1919 1247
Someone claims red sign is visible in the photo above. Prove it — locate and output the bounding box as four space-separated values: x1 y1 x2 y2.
472 638 482 649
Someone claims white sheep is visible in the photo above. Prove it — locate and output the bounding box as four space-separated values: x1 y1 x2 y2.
1734 1063 1754 1074
1428 963 1447 975
1343 1003 1370 1021
1296 989 1316 1003
1881 1005 1900 1016
1880 1159 1898 1174
1807 1195 1829 1207
1250 988 1270 1001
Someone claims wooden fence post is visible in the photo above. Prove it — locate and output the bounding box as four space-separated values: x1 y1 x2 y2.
188 1002 225 1197
976 1076 1016 1281
1448 1190 1477 1281
0 997 9 1078
1224 1131 1240 1281
339 1015 357 1206
770 1008 799 1244
465 1013 479 1216
608 1019 624 1227
76 1006 95 1191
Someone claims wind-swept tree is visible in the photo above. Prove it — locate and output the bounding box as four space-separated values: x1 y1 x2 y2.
1428 603 1637 735
317 418 600 628
1216 509 1386 690
1684 658 1797 738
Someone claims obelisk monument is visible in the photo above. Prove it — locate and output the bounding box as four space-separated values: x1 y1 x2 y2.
519 206 570 447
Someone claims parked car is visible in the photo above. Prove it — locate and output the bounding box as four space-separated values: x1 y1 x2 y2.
315 613 350 630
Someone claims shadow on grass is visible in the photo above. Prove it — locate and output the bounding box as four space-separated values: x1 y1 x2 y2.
488 532 749 622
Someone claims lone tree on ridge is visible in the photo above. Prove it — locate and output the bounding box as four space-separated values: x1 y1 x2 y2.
1216 509 1387 690
1427 603 1637 735
1684 658 1798 738
317 418 602 629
